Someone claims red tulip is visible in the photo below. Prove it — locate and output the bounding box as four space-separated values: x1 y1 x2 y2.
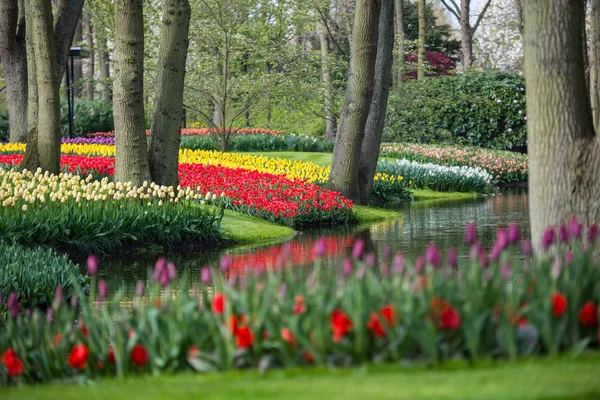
552 292 568 318
68 344 89 369
293 294 306 315
1 349 24 377
131 345 150 367
235 326 254 349
578 302 598 327
107 346 116 364
331 309 353 343
211 293 224 314
280 328 296 348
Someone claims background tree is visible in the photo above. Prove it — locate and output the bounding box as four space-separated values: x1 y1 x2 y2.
417 0 426 80
393 0 405 88
590 0 600 132
524 0 600 246
148 0 191 187
440 0 492 68
113 0 151 184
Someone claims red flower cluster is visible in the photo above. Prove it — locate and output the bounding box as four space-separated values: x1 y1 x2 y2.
1 349 24 377
430 297 461 331
367 305 396 338
229 315 254 349
331 309 353 343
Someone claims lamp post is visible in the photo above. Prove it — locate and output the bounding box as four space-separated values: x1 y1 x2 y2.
65 46 90 138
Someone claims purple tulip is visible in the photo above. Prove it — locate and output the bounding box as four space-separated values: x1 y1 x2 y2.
136 280 144 296
382 244 392 261
500 263 511 280
220 255 232 272
313 237 327 257
566 251 573 265
558 224 570 243
496 229 509 250
46 308 54 322
200 267 212 284
393 252 405 273
507 223 520 244
479 248 489 268
569 216 582 239
415 256 425 274
588 224 598 242
541 228 556 250
489 244 502 262
98 280 108 301
167 261 177 280
153 258 167 282
343 258 353 276
364 252 376 268
7 292 19 318
87 254 99 276
425 243 441 268
352 239 364 259
447 247 458 268
521 239 533 256
465 222 477 244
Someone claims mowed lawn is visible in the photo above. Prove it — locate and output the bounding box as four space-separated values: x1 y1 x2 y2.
4 355 600 400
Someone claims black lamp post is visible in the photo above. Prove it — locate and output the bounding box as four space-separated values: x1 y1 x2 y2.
65 46 90 138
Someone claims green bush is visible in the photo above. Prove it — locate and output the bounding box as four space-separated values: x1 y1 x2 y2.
0 111 9 142
384 71 527 152
60 100 114 137
180 133 334 153
0 241 87 310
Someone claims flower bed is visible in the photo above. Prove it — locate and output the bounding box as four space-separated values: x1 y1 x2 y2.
1 220 599 384
87 127 284 138
381 143 528 183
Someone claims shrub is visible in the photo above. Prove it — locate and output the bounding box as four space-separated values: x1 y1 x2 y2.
0 241 87 310
0 111 9 142
384 71 527 151
60 100 114 138
404 51 455 79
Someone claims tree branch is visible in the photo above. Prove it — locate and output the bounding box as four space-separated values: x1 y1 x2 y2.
472 0 493 34
440 0 461 22
54 0 85 78
315 6 349 61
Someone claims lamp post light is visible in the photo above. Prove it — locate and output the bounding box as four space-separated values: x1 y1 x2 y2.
65 46 90 138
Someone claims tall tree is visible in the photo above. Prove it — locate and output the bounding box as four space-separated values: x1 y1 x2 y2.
393 0 404 88
113 0 151 185
72 19 83 99
440 0 492 68
0 0 28 143
329 0 380 203
524 0 600 246
148 0 191 187
84 10 95 101
319 13 336 138
417 0 425 80
358 0 394 204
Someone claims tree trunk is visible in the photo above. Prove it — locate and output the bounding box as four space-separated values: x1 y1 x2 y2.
583 1 590 99
99 45 111 102
319 15 336 138
591 0 600 132
84 11 94 102
0 0 28 143
460 0 473 69
393 0 404 88
72 19 82 99
524 0 600 247
20 0 39 171
113 0 151 185
329 0 380 203
53 0 85 81
417 0 426 80
148 0 191 188
29 0 61 174
358 0 394 205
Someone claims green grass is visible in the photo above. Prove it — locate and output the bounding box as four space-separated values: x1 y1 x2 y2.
241 151 333 166
411 189 480 201
354 205 402 222
4 356 600 400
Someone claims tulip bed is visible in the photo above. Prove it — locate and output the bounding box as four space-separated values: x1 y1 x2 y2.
1 220 599 384
380 143 528 184
88 128 284 138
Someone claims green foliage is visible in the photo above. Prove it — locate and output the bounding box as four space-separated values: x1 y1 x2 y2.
180 133 334 152
384 71 527 151
60 100 114 138
0 111 9 142
0 241 87 310
403 1 461 58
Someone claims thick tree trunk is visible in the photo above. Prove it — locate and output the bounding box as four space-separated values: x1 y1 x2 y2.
329 0 380 203
0 0 28 143
99 45 111 103
72 19 82 99
591 0 600 132
358 0 394 205
319 15 336 139
524 0 600 247
417 0 426 80
393 0 404 88
148 0 191 187
84 11 94 102
20 0 39 171
113 0 151 185
460 0 473 69
29 0 61 174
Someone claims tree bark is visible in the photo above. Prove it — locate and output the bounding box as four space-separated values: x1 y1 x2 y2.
329 0 380 203
524 0 600 247
319 15 336 139
417 0 426 80
148 0 191 188
113 0 151 185
72 19 82 99
393 0 404 88
358 0 394 205
0 0 28 143
591 0 600 132
53 0 85 81
99 45 112 103
460 0 473 69
84 10 95 102
29 0 61 174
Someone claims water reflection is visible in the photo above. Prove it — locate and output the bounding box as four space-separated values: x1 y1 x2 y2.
96 192 529 298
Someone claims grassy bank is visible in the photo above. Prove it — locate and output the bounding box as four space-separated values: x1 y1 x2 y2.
411 189 480 201
220 208 296 243
4 355 599 400
353 205 402 222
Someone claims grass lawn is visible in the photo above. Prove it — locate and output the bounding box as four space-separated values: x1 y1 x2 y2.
354 205 402 222
4 355 600 400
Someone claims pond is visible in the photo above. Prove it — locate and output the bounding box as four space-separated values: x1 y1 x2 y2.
96 191 529 298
